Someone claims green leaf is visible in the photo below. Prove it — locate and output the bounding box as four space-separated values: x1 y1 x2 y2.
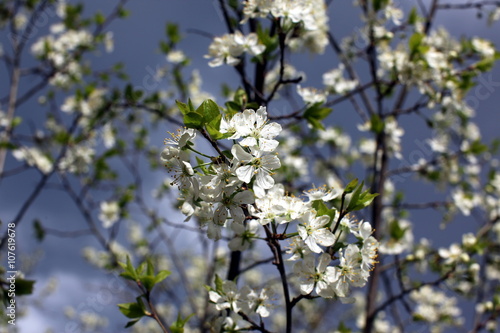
159 40 171 54
256 25 278 53
233 88 248 106
166 23 181 44
95 11 105 25
170 313 194 333
136 261 147 276
140 276 156 292
33 219 45 242
344 178 359 194
15 279 35 296
350 192 379 211
118 301 146 319
124 319 141 328
117 7 130 18
119 256 138 282
214 274 224 293
206 123 224 140
467 140 488 154
346 181 365 212
225 101 241 115
206 113 227 140
475 58 495 72
195 156 209 174
331 242 347 255
389 220 407 241
373 0 389 11
311 201 336 227
303 103 333 131
11 116 22 128
124 84 135 101
312 200 329 216
155 270 171 284
176 100 191 115
183 112 204 129
370 114 384 134
196 99 220 123
0 142 17 149
146 260 155 276
408 7 418 25
409 33 424 56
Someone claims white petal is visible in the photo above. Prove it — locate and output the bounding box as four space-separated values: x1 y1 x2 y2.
231 144 253 163
297 226 308 241
258 138 279 152
313 229 335 247
260 122 282 138
234 190 255 205
317 253 331 272
207 222 222 240
256 170 275 189
311 215 330 228
236 165 254 183
325 267 340 283
300 282 315 295
240 136 258 147
253 184 266 198
316 281 335 298
255 106 267 128
229 206 245 223
359 221 373 240
257 306 270 317
214 204 228 225
305 237 323 253
262 154 281 170
302 254 316 273
334 279 349 297
242 109 257 127
209 291 221 303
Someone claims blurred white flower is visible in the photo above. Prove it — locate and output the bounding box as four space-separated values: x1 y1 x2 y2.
99 201 120 228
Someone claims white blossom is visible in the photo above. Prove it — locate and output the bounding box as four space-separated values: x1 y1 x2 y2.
99 201 120 228
297 210 335 253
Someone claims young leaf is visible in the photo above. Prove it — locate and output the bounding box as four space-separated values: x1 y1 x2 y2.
370 114 384 134
346 181 365 212
408 7 418 25
214 274 224 293
119 256 138 282
344 178 359 194
350 192 379 211
140 275 156 292
118 301 146 319
373 0 389 11
409 32 424 56
155 270 171 284
124 319 141 328
15 279 35 296
303 103 333 131
33 219 45 242
176 100 190 115
183 112 204 129
197 99 220 123
170 313 194 333
311 201 336 226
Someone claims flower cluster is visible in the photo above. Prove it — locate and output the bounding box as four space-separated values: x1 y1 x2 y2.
205 31 265 67
241 0 329 53
161 103 379 321
209 280 276 318
293 220 378 300
31 23 94 86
